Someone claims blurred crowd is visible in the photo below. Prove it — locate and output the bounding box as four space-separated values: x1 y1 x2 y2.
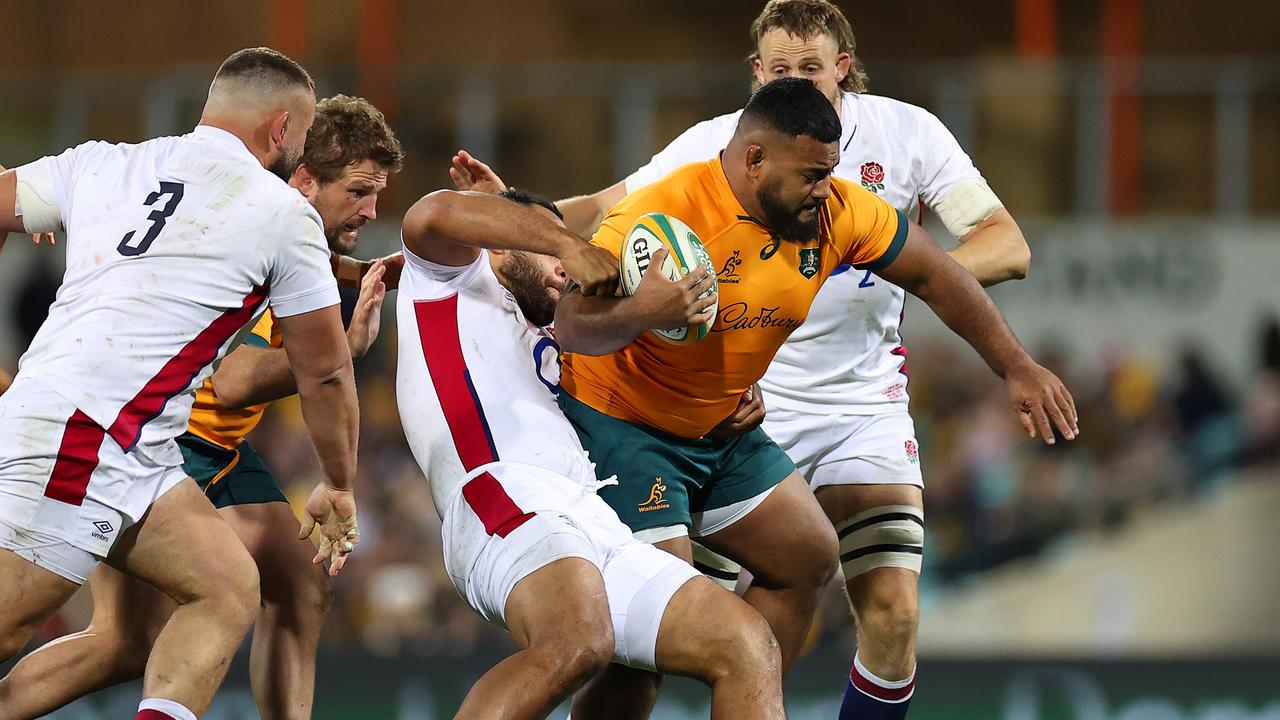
9 273 1280 659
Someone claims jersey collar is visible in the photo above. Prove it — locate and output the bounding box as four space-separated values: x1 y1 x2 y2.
839 91 859 152
191 125 263 167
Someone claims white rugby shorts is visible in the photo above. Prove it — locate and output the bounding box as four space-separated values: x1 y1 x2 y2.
0 376 187 583
763 407 923 490
441 463 698 671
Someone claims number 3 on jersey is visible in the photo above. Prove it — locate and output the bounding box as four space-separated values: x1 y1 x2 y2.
118 181 185 257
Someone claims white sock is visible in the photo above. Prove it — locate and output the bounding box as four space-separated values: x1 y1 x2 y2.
138 697 198 720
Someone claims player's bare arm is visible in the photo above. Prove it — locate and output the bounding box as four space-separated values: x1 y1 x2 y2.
211 261 387 409
875 221 1079 444
0 168 20 237
554 181 628 237
554 246 717 356
947 207 1031 286
277 304 360 575
447 150 624 238
402 189 617 295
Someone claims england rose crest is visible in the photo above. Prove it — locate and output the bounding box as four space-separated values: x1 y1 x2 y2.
860 161 885 194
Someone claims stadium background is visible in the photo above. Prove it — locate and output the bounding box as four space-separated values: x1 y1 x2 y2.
2 0 1279 717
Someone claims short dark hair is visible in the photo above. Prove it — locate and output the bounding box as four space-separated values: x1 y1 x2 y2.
302 95 405 184
213 47 314 93
500 188 565 222
740 77 841 143
749 0 868 93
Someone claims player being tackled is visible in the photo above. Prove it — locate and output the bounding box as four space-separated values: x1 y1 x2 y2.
395 187 784 720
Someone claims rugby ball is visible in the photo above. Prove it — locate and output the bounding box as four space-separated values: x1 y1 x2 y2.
619 213 717 344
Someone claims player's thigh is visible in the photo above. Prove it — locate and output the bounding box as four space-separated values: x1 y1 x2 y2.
557 391 704 535
105 478 257 605
649 574 777 680
597 540 700 671
504 556 612 652
0 548 78 649
698 471 837 586
218 500 330 608
86 562 174 648
814 483 923 613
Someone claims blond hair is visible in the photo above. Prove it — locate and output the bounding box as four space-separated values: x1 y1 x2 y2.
748 0 868 93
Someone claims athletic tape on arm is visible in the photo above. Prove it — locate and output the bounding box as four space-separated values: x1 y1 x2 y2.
15 162 64 233
933 177 1003 239
836 504 924 578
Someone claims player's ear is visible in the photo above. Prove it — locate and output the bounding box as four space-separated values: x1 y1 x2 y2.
834 52 851 84
269 111 290 151
745 145 766 179
750 54 768 87
290 163 317 193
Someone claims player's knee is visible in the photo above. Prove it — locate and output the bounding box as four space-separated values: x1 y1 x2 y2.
208 551 262 630
790 522 840 590
279 562 333 624
700 603 781 683
859 583 920 648
538 608 614 686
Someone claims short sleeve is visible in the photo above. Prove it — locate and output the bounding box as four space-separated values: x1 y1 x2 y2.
13 141 110 231
624 112 739 193
267 204 341 318
837 185 909 271
915 111 984 208
401 242 488 299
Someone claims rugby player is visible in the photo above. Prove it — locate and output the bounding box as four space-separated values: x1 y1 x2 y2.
396 187 786 720
452 3 1041 715
0 95 402 720
546 77 1073 717
0 48 360 720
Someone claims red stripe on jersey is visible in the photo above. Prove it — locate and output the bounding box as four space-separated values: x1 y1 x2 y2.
44 410 107 507
107 286 269 451
414 295 499 469
463 472 535 538
415 295 531 537
850 664 916 702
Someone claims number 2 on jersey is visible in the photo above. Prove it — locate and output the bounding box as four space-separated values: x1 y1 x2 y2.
858 269 876 288
118 181 185 257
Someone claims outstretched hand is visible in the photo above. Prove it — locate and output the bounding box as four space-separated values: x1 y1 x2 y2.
450 150 508 194
298 483 360 577
1005 361 1079 444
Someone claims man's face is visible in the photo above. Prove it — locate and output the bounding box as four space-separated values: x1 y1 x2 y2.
269 94 316 182
753 133 839 243
301 159 390 254
496 206 568 327
752 29 849 107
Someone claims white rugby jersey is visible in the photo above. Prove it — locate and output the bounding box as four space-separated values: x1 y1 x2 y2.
12 126 339 465
627 92 991 414
395 246 597 528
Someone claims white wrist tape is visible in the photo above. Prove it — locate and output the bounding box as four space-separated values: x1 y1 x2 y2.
933 177 1003 239
15 161 64 233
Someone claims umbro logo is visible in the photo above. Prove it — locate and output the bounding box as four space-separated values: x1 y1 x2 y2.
91 520 114 543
